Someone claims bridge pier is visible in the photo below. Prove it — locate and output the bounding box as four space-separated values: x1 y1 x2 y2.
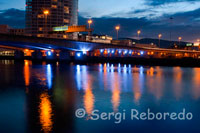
32 50 43 60
59 50 71 60
14 50 24 59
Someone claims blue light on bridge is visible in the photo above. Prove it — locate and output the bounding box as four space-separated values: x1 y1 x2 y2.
118 50 122 54
124 50 128 54
140 51 144 55
76 52 81 57
112 50 115 54
47 51 52 56
129 50 132 55
100 49 104 53
81 48 88 55
108 50 111 54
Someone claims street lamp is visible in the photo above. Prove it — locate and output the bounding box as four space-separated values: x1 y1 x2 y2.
115 26 120 40
197 39 200 45
87 19 93 40
43 10 50 37
137 30 141 43
178 37 182 47
88 19 93 29
158 34 162 47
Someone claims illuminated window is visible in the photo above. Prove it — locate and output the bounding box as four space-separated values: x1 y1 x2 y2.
38 14 44 18
64 19 69 23
51 5 57 8
64 6 69 14
39 27 43 31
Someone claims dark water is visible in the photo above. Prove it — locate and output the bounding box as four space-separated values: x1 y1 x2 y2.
0 60 200 133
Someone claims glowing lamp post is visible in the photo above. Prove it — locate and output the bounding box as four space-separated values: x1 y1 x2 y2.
115 26 120 40
137 30 141 43
43 10 50 37
88 19 93 29
87 19 93 40
158 34 162 47
178 37 182 47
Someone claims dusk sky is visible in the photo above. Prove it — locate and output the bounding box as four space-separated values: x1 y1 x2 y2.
0 0 200 42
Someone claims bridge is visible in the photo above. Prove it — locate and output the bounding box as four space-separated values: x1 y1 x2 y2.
0 33 200 61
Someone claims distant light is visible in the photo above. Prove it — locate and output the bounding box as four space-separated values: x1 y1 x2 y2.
129 51 132 54
140 51 144 55
100 49 104 53
124 50 128 54
77 53 81 57
118 50 122 54
25 49 29 52
107 50 110 54
112 50 115 54
48 51 52 56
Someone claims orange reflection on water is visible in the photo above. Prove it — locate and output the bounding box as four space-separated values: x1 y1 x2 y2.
84 88 95 117
24 60 31 87
132 72 142 104
147 67 164 100
192 68 200 99
39 92 53 133
111 73 121 112
83 71 95 117
173 67 182 99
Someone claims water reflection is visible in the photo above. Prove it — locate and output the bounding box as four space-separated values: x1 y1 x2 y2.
132 66 144 103
75 65 95 117
111 72 121 112
147 67 164 100
24 60 31 93
192 68 200 99
2 61 200 132
173 67 182 99
39 92 53 133
47 64 53 89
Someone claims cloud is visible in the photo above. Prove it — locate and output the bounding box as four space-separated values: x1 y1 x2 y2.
145 0 200 6
79 7 200 42
0 8 25 28
0 8 200 42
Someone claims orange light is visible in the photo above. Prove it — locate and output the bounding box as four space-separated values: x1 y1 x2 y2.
137 30 141 35
51 49 54 52
88 19 93 24
178 37 182 41
43 10 49 15
158 34 162 38
25 49 29 52
115 26 120 30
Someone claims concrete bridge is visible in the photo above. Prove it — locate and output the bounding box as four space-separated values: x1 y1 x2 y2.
0 33 200 61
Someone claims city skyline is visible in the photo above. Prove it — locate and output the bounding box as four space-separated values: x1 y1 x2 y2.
0 0 200 42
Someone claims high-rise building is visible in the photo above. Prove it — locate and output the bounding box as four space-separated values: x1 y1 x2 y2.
26 0 78 39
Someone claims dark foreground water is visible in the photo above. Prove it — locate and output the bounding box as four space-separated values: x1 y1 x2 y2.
0 60 200 133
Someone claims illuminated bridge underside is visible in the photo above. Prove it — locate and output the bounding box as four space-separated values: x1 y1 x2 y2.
0 34 200 59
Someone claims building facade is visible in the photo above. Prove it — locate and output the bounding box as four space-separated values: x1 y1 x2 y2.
26 0 78 39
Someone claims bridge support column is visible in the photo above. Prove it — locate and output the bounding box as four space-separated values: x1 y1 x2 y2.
14 50 24 59
59 50 71 60
32 50 43 60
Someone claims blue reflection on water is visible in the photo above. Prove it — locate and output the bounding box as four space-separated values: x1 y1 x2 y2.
47 64 52 89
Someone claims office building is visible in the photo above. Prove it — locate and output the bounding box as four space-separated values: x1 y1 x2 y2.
26 0 78 39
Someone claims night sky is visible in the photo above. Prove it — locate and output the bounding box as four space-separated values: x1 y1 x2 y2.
0 0 200 42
